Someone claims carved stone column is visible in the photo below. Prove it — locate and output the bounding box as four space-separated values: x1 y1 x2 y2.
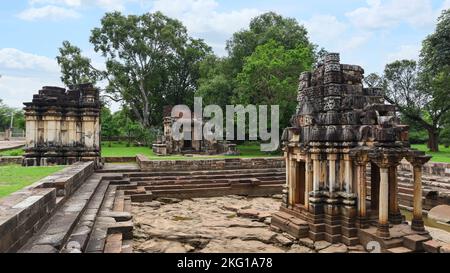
378 167 390 237
328 154 337 193
344 154 353 194
352 150 369 229
407 155 431 232
305 155 312 209
312 154 320 192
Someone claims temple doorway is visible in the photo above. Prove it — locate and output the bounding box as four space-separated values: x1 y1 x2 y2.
295 162 306 206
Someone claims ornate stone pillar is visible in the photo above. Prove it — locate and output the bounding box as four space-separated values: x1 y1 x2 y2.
378 166 390 237
305 155 312 209
344 154 353 194
312 154 320 192
407 156 431 232
328 154 337 193
353 151 369 229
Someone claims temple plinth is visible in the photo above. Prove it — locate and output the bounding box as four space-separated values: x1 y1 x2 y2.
271 53 432 250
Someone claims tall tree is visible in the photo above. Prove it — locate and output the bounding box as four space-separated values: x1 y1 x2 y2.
226 12 315 77
56 41 99 86
196 55 235 108
418 9 450 151
90 12 211 129
234 40 314 130
382 60 449 152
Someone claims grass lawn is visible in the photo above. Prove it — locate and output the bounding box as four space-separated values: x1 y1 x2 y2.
0 148 24 156
0 165 65 198
411 144 450 163
101 141 280 160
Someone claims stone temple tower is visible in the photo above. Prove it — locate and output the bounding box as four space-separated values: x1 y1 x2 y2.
271 53 432 249
23 83 101 166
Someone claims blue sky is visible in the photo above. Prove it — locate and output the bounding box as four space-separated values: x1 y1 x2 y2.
1 0 450 110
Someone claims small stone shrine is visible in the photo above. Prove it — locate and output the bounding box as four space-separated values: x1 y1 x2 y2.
153 115 239 156
271 53 432 249
23 84 101 166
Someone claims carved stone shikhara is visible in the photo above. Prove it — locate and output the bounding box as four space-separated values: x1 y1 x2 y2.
272 53 432 249
23 84 101 166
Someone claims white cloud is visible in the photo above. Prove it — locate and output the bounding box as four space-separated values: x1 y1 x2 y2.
0 48 61 108
386 44 421 63
0 49 62 108
29 0 82 7
0 75 62 109
443 0 450 9
302 15 347 44
346 0 437 30
18 0 134 20
151 0 262 55
341 33 373 52
0 48 59 73
152 0 261 35
17 5 81 21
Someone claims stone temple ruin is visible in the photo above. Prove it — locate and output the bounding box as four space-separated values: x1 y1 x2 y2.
272 53 433 248
23 84 101 166
153 115 238 156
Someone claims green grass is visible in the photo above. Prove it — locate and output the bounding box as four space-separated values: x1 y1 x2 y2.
0 165 65 198
101 141 280 160
411 144 450 163
0 148 25 156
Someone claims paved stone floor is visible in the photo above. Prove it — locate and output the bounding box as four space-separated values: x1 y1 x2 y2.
132 195 368 253
0 140 25 151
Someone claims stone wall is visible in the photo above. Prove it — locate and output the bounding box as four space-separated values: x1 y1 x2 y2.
0 156 23 166
399 160 450 178
137 154 285 171
0 162 94 252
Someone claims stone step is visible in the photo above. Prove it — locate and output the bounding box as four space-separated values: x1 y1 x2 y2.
127 168 285 178
134 176 285 186
85 185 117 253
19 174 103 253
386 246 414 253
85 184 133 253
61 177 110 253
97 164 141 174
128 172 286 182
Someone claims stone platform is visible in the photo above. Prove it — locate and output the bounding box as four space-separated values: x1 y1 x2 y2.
3 159 450 253
0 140 25 152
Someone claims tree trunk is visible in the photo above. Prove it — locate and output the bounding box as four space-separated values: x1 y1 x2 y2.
427 128 439 152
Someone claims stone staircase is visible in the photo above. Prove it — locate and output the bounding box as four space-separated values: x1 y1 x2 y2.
118 168 286 202
367 168 450 212
17 164 285 253
19 164 141 253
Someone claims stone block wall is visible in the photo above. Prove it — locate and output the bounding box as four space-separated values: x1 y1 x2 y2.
137 154 285 171
0 161 95 252
0 156 23 166
398 160 450 178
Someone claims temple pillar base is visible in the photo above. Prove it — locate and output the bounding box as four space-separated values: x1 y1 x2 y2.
356 216 369 229
389 212 403 225
377 223 390 238
412 219 425 232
